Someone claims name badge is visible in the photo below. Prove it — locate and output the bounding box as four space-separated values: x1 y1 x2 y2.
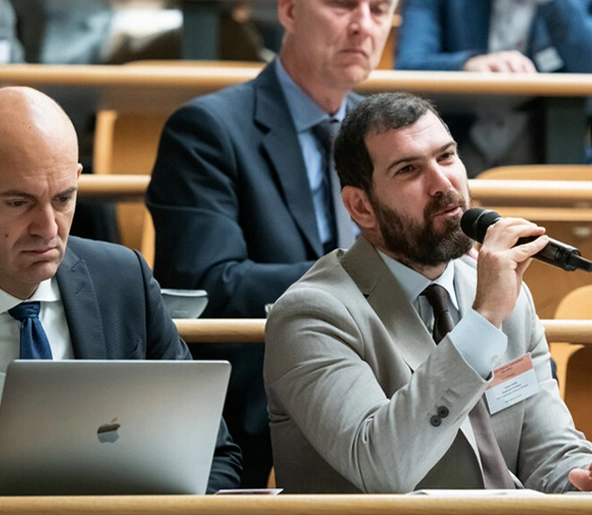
485 353 540 415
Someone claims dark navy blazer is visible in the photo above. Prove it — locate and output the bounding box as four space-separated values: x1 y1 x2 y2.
396 0 592 72
56 236 242 493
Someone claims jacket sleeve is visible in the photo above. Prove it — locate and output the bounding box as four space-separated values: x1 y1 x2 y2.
206 419 243 493
146 101 314 318
264 286 490 492
140 251 243 491
396 0 479 71
538 0 592 72
264 280 592 493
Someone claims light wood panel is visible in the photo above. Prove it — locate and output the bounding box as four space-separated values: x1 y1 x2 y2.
3 64 592 114
76 174 592 207
171 318 592 344
552 286 592 439
77 174 149 199
93 110 165 251
76 174 592 271
476 166 592 319
0 493 589 515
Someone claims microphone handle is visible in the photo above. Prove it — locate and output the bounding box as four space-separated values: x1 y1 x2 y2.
517 236 592 272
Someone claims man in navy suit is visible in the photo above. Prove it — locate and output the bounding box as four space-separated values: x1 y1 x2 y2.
0 86 242 493
147 0 398 487
396 0 592 175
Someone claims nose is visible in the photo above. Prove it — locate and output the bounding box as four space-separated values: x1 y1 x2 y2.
30 204 59 241
427 163 454 197
348 2 373 36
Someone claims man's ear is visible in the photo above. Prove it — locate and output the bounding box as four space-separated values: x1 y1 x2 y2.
277 0 296 32
342 185 377 231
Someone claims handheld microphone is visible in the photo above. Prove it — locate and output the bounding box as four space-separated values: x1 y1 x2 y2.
460 208 592 272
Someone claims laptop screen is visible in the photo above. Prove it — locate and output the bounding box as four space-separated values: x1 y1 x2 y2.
0 359 230 495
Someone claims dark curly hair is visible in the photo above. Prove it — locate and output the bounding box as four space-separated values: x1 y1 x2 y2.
334 92 448 196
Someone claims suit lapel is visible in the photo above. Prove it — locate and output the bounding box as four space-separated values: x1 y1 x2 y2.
452 256 492 472
343 239 485 483
254 63 324 257
341 237 436 371
56 245 108 359
453 256 478 317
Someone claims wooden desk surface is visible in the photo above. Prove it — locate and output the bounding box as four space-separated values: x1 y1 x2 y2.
3 64 592 114
0 493 590 515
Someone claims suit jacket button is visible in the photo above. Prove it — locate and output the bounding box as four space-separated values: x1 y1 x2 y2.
430 415 441 427
437 406 449 418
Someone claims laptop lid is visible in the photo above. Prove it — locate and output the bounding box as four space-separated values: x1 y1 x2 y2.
0 359 231 495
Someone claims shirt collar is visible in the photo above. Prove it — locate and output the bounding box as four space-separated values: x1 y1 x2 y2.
274 58 347 133
0 277 61 314
378 251 459 310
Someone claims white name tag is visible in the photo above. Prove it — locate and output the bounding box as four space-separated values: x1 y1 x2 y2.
485 353 540 415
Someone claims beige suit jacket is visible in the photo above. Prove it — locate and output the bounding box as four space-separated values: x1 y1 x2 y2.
264 236 592 493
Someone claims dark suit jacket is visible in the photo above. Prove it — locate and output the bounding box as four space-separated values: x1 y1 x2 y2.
396 0 592 73
147 60 359 318
147 60 358 486
55 236 242 493
395 0 592 146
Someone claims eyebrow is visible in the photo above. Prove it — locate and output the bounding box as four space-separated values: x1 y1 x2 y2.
0 186 78 199
386 142 457 172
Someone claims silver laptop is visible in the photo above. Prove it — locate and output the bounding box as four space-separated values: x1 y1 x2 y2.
0 359 231 495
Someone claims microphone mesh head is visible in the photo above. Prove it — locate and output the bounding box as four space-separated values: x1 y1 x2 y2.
460 208 501 243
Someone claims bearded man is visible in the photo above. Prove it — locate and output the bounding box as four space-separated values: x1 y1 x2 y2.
263 92 592 493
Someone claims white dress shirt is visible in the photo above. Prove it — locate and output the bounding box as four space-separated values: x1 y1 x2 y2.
0 278 74 385
379 252 507 378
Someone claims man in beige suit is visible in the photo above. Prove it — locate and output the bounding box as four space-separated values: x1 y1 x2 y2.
264 92 592 493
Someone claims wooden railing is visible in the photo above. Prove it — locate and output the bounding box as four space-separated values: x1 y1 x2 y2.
173 318 592 344
78 174 592 205
4 64 592 111
0 493 590 514
77 175 592 224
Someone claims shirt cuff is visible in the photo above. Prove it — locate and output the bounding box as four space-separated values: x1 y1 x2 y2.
448 310 508 379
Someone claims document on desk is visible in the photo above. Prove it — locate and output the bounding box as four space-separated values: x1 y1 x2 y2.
408 489 546 497
215 488 283 495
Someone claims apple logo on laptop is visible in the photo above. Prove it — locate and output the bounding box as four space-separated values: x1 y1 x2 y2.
97 417 121 443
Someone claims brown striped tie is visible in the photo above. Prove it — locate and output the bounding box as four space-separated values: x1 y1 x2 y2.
422 284 515 489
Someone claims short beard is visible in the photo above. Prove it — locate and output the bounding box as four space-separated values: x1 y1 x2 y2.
370 190 473 269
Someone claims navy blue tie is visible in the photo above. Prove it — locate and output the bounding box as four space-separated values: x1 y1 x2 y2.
312 119 356 250
8 302 53 359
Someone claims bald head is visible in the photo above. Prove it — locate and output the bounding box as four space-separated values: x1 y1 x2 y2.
0 87 79 170
0 87 82 299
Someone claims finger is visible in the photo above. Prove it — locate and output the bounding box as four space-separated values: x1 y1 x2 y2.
484 218 545 246
464 55 494 72
510 235 549 262
514 56 537 74
505 56 525 73
521 58 537 73
569 468 592 491
515 256 534 277
489 59 512 73
505 52 537 73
